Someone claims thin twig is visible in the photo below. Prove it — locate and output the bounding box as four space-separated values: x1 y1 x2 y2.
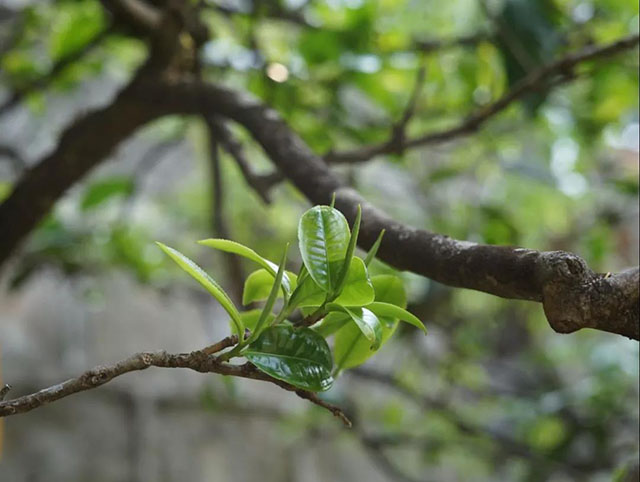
200 334 238 356
0 341 350 425
0 384 11 401
389 64 427 154
326 33 640 163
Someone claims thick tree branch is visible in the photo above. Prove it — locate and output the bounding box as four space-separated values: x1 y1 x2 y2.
326 33 640 164
131 77 638 339
1 40 637 339
0 335 351 425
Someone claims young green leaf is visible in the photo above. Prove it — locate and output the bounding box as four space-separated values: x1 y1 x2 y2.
248 245 289 343
297 205 350 293
312 311 350 337
364 229 385 267
294 257 374 309
333 319 398 372
243 269 298 305
237 309 275 333
156 242 244 337
327 304 382 350
366 302 426 333
245 325 334 392
333 205 361 298
371 274 407 307
198 238 293 297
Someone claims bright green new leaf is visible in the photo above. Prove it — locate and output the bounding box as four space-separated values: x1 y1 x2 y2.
366 302 426 333
295 257 374 308
312 311 350 337
333 319 398 372
245 325 334 392
243 269 298 305
364 229 385 266
249 245 289 343
297 205 350 293
238 309 275 333
371 275 407 307
198 238 293 297
327 304 382 350
334 205 361 297
156 242 243 337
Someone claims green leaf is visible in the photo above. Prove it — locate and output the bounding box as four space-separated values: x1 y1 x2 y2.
334 205 361 298
333 319 398 372
81 176 134 211
312 312 350 337
243 269 298 305
198 238 293 297
371 275 407 307
366 302 426 333
294 257 374 308
245 325 334 392
334 257 375 306
249 245 289 343
327 304 382 350
364 229 385 266
156 242 243 337
297 205 350 293
238 309 275 333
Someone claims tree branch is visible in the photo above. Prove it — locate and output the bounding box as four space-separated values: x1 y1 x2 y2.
1 39 637 339
325 33 640 164
0 335 351 425
133 77 637 339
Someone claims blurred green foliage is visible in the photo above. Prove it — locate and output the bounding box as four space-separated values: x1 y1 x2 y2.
0 0 638 480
